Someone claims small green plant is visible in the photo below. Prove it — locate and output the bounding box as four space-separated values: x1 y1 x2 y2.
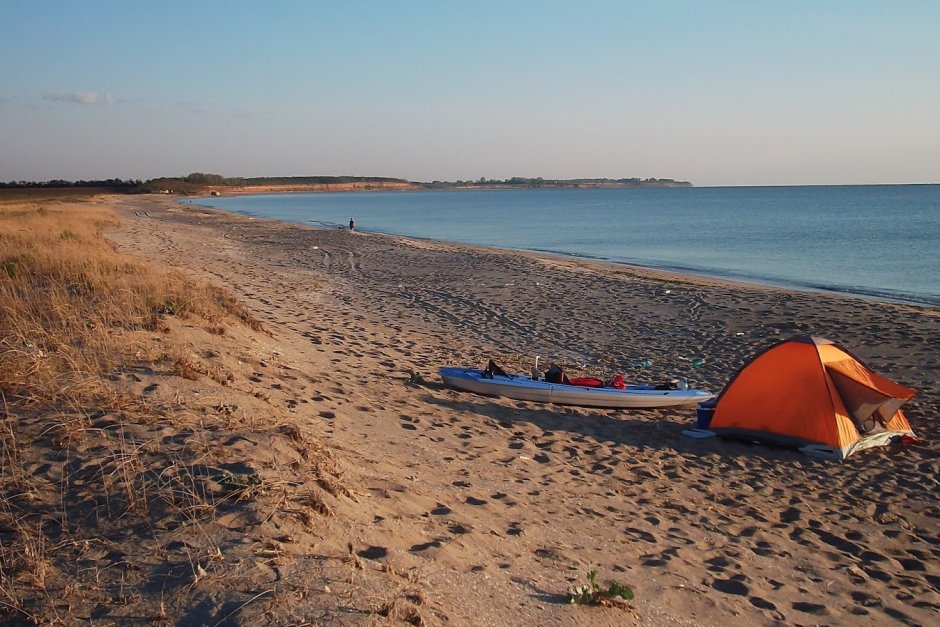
405 371 426 386
2 254 32 278
218 472 263 498
568 570 634 607
160 298 191 316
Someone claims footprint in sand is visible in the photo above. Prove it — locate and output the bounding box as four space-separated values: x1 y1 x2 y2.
897 557 926 572
791 601 829 615
778 507 801 523
624 527 657 544
749 597 777 610
712 577 750 596
357 546 389 560
642 547 678 567
705 555 733 572
410 540 442 553
851 590 882 608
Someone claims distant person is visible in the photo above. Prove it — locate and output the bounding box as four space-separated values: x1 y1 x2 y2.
349 218 355 232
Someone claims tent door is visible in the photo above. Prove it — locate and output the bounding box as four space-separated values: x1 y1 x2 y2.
826 367 906 434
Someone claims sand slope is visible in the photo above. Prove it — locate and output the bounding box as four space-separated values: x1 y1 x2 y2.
107 195 939 625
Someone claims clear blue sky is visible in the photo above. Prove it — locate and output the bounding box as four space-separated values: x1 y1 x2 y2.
1 1 938 186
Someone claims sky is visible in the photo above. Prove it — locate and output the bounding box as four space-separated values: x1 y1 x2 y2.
1 1 938 186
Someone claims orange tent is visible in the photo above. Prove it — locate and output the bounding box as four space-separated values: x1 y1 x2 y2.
706 336 916 460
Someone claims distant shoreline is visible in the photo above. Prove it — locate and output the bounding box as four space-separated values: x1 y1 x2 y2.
0 176 693 198
202 180 692 197
10 180 940 200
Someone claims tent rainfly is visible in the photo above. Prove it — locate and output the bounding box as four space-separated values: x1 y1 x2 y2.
691 336 917 460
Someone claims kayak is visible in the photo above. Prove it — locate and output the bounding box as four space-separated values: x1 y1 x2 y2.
439 367 714 409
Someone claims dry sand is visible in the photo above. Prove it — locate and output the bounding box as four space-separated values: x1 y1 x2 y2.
104 194 938 625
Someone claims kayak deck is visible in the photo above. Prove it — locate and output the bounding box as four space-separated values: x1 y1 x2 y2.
439 367 713 409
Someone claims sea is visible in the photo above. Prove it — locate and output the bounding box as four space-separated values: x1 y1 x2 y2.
196 185 940 307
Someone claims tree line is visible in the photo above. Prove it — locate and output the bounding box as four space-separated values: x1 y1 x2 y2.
3 173 691 193
1 173 410 194
1 178 142 190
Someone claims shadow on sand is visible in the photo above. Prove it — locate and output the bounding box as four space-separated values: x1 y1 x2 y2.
422 393 837 468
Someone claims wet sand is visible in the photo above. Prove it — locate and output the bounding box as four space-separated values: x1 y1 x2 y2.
108 194 939 625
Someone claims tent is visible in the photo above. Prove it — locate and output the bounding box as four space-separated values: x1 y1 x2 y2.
699 336 916 460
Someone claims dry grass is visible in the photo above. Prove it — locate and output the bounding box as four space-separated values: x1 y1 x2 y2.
0 197 343 623
0 199 263 407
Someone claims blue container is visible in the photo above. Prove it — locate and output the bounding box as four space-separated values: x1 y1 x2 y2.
696 399 717 429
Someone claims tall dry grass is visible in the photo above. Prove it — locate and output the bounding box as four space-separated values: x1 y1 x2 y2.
0 198 275 621
0 199 262 408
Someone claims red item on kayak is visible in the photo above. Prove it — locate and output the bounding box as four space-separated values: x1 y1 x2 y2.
568 377 605 388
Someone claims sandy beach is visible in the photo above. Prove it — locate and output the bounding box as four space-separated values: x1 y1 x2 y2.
63 194 938 624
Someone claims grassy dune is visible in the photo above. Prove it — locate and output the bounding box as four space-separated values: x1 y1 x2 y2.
0 197 340 623
1 199 262 406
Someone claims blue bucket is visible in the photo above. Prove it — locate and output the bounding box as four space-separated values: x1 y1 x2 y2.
696 399 717 429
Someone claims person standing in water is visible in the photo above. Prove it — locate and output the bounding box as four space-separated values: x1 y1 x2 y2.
348 218 355 232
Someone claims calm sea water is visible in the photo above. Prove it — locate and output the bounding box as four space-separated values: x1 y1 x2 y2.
197 185 940 307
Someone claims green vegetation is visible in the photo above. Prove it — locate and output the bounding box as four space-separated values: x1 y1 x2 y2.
218 472 264 498
568 570 635 607
1 173 411 195
140 173 412 193
0 178 140 191
405 371 427 386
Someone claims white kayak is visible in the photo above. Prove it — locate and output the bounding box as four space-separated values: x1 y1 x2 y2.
439 367 714 409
